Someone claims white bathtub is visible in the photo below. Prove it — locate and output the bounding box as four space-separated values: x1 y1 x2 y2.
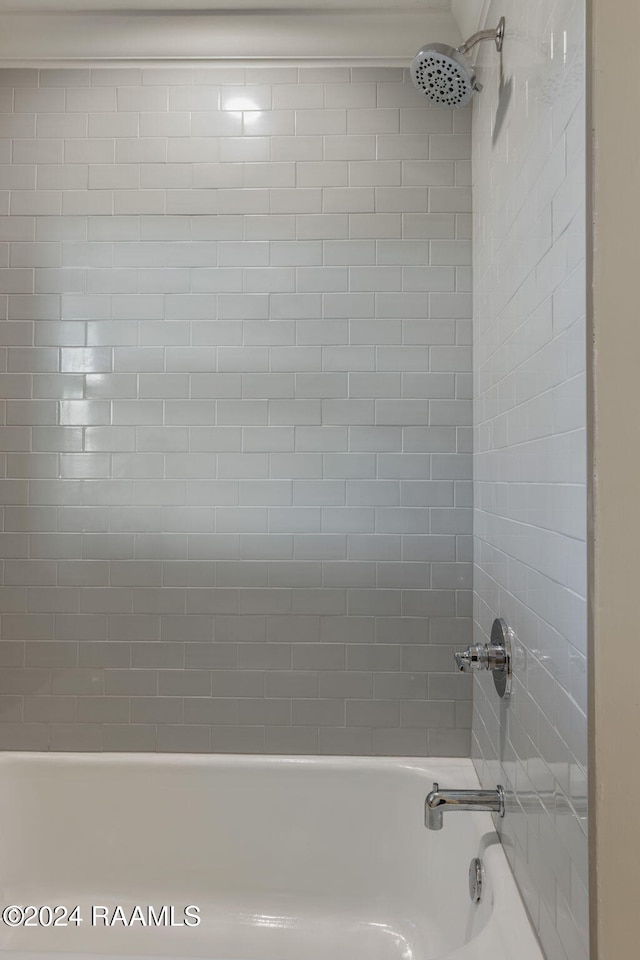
0 753 543 960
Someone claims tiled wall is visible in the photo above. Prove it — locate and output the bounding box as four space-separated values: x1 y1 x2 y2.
471 2 587 960
0 65 473 756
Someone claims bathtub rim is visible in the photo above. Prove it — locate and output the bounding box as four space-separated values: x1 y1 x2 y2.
0 752 545 960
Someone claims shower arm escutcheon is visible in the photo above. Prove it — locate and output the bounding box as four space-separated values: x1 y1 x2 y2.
458 17 505 56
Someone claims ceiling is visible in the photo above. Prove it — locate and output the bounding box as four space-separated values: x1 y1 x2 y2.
0 0 453 9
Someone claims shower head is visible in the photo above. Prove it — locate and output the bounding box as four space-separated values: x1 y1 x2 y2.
410 16 505 108
410 44 478 108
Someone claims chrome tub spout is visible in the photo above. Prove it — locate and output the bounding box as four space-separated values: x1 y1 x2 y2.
425 782 505 830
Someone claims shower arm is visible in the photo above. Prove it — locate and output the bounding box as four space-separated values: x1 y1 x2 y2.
458 17 505 55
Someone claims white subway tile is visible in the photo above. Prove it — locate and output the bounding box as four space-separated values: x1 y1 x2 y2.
349 213 400 239
429 135 472 161
270 136 323 162
296 267 347 293
117 86 167 112
273 84 323 110
377 135 429 161
243 162 294 188
295 214 348 240
349 161 401 187
399 107 453 134
114 190 165 216
244 112 295 137
36 113 87 140
324 135 375 161
140 164 191 190
117 139 168 163
67 87 116 113
65 140 114 164
13 139 64 164
87 113 138 138
297 162 348 188
88 164 138 190
140 112 189 137
220 138 269 163
347 108 398 135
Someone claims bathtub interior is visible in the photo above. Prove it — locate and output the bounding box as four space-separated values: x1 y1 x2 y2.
0 754 507 960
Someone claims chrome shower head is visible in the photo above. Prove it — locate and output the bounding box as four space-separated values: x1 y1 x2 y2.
410 16 505 108
410 43 478 108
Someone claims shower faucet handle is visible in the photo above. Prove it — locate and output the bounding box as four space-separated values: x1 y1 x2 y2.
454 643 507 672
454 645 483 671
453 618 513 700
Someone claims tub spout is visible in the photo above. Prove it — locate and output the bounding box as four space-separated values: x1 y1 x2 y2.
425 782 505 830
425 785 444 830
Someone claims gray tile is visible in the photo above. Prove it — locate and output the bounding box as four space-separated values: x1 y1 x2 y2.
184 643 238 669
0 67 478 779
56 614 107 641
318 671 372 698
103 724 157 751
265 725 318 754
0 642 26 667
211 725 265 753
26 641 78 668
426 672 471 701
213 616 266 643
24 695 76 723
318 726 373 755
265 670 318 698
319 616 374 644
401 644 454 672
373 673 427 700
237 698 291 726
78 641 131 668
237 643 291 670
52 668 103 696
49 722 103 751
107 615 160 642
184 698 238 725
157 724 211 753
158 669 212 696
105 669 157 696
429 617 472 644
427 728 470 756
346 699 399 727
0 695 23 722
372 728 427 756
77 696 130 723
161 616 214 642
400 700 455 728
131 642 184 669
0 722 49 750
266 615 320 643
346 644 400 671
292 698 345 726
131 696 183 724
211 670 264 698
292 643 345 671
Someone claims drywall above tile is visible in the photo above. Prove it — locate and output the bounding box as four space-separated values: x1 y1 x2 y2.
0 10 462 62
450 0 491 43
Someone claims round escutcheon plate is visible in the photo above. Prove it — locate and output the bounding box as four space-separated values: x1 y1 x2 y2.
490 617 512 699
